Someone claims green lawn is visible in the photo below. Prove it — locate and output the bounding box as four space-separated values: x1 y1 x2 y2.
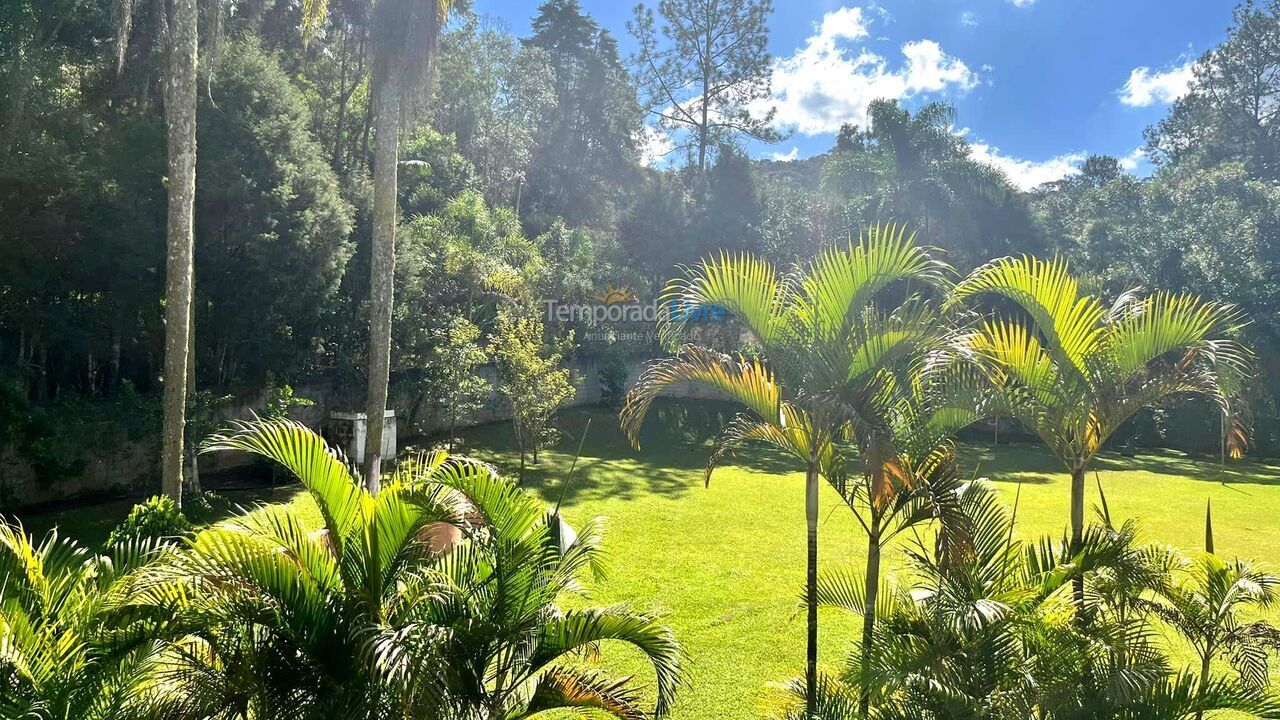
14 399 1280 720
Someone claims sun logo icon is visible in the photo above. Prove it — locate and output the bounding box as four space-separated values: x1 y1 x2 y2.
594 283 638 304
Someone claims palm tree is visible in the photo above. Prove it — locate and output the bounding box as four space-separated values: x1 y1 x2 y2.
390 445 686 720
950 255 1252 610
822 100 1011 267
1140 554 1280 719
152 418 681 718
363 0 458 492
783 482 1280 720
621 224 951 716
0 525 179 718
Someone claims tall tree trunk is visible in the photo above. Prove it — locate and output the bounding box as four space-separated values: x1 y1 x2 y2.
332 28 350 169
804 449 819 719
362 68 401 494
1070 465 1086 613
859 522 882 716
160 0 198 506
185 300 201 496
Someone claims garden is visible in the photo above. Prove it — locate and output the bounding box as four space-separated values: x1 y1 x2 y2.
7 0 1280 717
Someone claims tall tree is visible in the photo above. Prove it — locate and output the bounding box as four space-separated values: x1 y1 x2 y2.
1146 0 1280 180
523 0 641 229
951 256 1253 611
822 99 1038 270
160 0 198 505
362 0 456 493
628 0 780 173
111 0 202 505
621 225 955 718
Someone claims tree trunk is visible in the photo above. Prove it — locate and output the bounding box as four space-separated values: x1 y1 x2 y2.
1070 465 1086 613
859 525 882 716
362 68 401 494
1194 650 1212 720
160 0 199 507
185 300 200 496
332 28 350 169
804 450 820 719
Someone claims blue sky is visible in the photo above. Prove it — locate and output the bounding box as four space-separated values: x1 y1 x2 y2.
471 0 1237 188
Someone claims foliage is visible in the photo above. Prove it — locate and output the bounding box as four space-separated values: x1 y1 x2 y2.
105 495 192 549
822 100 1043 270
523 0 642 230
419 316 491 440
777 482 1280 719
491 307 578 476
0 523 176 719
1146 0 1280 179
153 418 682 718
432 15 556 206
629 0 780 171
620 225 972 716
598 346 632 409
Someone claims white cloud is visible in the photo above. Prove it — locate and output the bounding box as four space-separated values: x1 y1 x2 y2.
1118 146 1146 172
969 142 1087 190
960 11 978 27
1118 61 1194 107
640 125 674 167
765 7 978 135
1007 0 1036 6
768 146 800 162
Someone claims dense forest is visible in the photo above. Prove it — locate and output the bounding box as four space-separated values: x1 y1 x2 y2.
3 0 1280 504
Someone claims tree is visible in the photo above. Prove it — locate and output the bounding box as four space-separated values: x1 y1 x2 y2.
363 0 458 493
629 0 780 172
110 0 203 506
524 0 642 230
950 255 1254 611
822 100 1039 270
0 525 179 719
422 316 490 449
195 38 355 389
1142 554 1280 719
1146 0 1280 180
490 307 577 480
432 14 556 206
156 417 683 718
620 225 955 718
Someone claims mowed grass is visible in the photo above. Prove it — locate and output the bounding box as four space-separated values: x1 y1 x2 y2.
14 399 1280 719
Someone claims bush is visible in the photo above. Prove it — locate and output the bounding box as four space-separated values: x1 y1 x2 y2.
598 349 630 409
106 495 192 548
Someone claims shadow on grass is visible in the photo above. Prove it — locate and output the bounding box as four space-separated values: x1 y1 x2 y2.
959 441 1280 488
441 399 803 507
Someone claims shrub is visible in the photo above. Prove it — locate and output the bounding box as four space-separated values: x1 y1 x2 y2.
598 348 630 409
106 495 192 548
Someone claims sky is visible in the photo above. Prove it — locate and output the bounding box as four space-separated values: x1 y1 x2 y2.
470 0 1239 189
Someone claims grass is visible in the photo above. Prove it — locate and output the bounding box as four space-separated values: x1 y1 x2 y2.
12 399 1280 719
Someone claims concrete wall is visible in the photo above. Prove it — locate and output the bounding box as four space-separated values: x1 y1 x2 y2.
1 356 717 511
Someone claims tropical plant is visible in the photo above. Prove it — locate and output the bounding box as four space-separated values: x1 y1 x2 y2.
620 223 957 715
1140 554 1280 719
0 523 178 719
949 254 1253 609
822 100 1022 268
140 417 681 719
779 482 1280 720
